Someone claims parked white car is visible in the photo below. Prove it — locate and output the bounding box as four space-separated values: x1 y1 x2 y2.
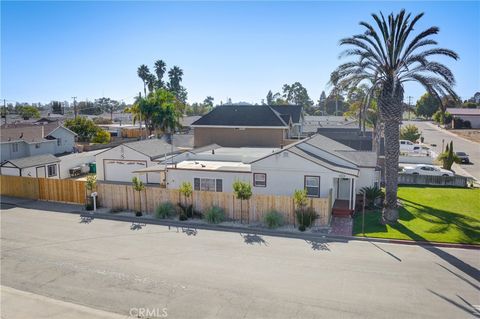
402 164 454 177
399 140 423 153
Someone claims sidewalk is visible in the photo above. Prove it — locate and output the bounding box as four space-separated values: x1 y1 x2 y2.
2 196 478 250
1 286 124 319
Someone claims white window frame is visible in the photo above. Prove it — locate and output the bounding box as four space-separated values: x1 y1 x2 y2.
304 175 320 197
47 164 57 177
194 178 222 192
253 173 267 187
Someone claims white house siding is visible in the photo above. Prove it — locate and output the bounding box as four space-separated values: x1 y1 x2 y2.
356 167 380 190
27 141 56 157
19 163 60 179
0 166 20 176
0 142 29 162
166 169 250 193
251 151 355 197
50 127 76 154
58 150 103 179
95 145 160 184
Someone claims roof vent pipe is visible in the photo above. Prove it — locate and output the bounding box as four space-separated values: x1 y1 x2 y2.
212 149 215 154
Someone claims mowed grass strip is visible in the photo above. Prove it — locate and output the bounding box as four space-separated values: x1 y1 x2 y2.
353 186 480 244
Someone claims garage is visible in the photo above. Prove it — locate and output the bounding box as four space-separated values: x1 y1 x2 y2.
104 159 147 183
95 139 182 184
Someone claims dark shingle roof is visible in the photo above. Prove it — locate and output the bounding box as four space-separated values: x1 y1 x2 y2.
191 105 288 127
0 122 75 143
270 105 303 123
4 154 59 168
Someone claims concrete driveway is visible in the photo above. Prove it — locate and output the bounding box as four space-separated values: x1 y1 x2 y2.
404 121 480 180
1 205 479 319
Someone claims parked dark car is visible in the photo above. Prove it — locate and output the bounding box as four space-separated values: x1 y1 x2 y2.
456 152 470 164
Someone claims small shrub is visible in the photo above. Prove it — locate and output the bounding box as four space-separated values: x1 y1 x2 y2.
400 124 420 142
263 210 284 229
298 225 306 232
155 202 176 219
296 207 318 229
177 202 194 218
360 186 384 208
204 206 225 224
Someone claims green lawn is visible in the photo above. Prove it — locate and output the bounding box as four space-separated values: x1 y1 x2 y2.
353 186 480 244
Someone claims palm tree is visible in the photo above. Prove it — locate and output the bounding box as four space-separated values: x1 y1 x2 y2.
154 60 167 89
168 66 184 92
137 64 151 98
331 10 458 224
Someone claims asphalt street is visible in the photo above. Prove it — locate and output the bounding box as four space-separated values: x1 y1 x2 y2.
404 120 480 180
1 205 479 319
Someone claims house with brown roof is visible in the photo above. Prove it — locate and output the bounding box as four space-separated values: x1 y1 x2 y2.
190 104 303 148
447 108 480 129
0 121 77 162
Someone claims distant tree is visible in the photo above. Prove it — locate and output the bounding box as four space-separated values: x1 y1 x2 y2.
91 129 111 144
318 90 327 113
462 101 477 109
154 59 167 89
78 101 102 115
415 93 440 118
167 66 187 103
64 117 100 142
266 90 274 105
203 96 214 108
18 105 40 119
433 110 452 124
51 101 63 115
137 64 151 98
282 82 313 107
95 97 121 120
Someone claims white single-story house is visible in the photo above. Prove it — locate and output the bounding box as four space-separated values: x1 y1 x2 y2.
136 134 380 213
0 154 60 178
447 108 480 128
95 139 183 184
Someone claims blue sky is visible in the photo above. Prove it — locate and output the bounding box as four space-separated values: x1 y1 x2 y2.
1 1 479 105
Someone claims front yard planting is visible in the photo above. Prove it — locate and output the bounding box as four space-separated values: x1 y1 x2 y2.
353 186 480 244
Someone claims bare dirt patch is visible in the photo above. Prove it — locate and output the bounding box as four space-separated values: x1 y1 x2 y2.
450 129 480 143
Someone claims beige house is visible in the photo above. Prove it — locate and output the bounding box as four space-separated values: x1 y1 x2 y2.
191 104 303 148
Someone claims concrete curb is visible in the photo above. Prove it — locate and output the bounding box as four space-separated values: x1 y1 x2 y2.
82 211 480 250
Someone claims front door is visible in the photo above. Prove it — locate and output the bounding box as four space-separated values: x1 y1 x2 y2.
36 166 46 178
337 178 350 200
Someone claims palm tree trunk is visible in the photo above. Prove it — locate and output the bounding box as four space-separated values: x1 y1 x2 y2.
382 118 400 224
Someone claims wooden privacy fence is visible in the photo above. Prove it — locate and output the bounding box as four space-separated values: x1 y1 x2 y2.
97 182 332 226
0 175 86 204
398 173 469 187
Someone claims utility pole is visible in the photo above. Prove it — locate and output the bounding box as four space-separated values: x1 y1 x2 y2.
3 99 6 125
407 96 413 120
72 96 77 119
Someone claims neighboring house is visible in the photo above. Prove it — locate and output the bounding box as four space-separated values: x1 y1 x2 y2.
447 108 480 128
190 104 303 148
269 105 304 138
0 122 77 162
0 154 60 179
95 139 183 183
156 134 379 212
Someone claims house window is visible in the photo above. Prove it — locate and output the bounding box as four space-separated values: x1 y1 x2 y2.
304 176 320 197
12 143 18 152
253 173 267 187
194 178 222 192
57 138 62 146
35 143 41 149
47 164 57 177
